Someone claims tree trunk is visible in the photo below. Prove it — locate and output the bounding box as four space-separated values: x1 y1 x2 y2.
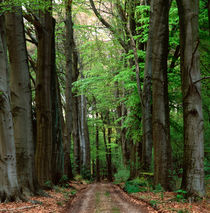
5 7 37 196
96 112 100 182
177 0 205 198
35 0 54 186
80 90 91 176
51 71 64 184
141 1 153 171
64 0 73 179
151 0 172 190
208 0 210 35
0 14 20 202
130 140 137 179
72 42 80 175
107 126 112 182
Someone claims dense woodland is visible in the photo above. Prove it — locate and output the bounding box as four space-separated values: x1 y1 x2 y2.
0 0 209 204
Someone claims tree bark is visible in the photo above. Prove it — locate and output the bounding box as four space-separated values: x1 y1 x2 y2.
72 41 80 175
5 7 37 196
64 0 73 179
34 0 54 186
51 71 64 184
177 0 205 198
141 1 153 171
151 0 172 190
208 0 210 35
95 112 100 182
0 14 20 202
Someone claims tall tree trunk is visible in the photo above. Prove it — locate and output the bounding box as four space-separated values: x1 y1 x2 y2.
84 97 91 174
208 0 210 35
0 14 20 202
130 140 137 179
107 126 112 182
95 112 100 182
80 90 91 176
35 0 54 186
64 0 73 179
141 1 153 171
5 7 37 196
72 42 80 175
151 0 172 190
177 0 205 198
51 71 64 184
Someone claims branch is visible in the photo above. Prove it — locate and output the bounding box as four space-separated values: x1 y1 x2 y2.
25 27 38 46
127 25 143 104
23 13 42 32
89 0 128 51
169 45 180 72
193 76 210 84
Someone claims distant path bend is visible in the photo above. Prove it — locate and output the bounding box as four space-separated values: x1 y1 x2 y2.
67 183 148 213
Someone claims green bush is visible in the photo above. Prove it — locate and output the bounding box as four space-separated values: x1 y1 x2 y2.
114 168 130 183
124 177 149 194
175 189 187 202
74 174 83 182
124 181 141 194
59 175 69 187
153 183 164 193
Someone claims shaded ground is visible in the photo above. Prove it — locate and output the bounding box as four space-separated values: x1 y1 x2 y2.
66 183 151 213
0 181 209 212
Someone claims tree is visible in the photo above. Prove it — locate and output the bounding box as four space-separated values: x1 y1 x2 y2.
33 0 55 186
5 6 37 196
0 13 20 202
177 0 205 198
150 0 172 190
64 0 73 179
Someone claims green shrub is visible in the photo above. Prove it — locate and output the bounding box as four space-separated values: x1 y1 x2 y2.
59 175 69 187
44 180 53 189
74 174 83 182
124 181 141 194
114 168 130 183
175 189 187 202
153 183 164 193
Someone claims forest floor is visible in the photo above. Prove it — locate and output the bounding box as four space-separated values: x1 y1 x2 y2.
64 183 152 213
0 181 209 212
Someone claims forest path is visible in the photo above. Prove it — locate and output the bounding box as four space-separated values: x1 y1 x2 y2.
67 183 148 213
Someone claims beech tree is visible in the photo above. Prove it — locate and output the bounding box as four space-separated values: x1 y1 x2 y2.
5 6 37 196
0 13 20 202
32 0 55 186
64 0 73 179
177 0 205 198
149 0 172 190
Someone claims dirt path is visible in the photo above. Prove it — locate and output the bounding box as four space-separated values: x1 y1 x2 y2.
67 183 148 213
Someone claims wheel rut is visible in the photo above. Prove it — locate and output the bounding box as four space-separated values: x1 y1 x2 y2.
67 183 148 213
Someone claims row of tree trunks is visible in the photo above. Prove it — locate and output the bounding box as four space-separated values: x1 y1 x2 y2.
0 14 20 202
5 7 37 196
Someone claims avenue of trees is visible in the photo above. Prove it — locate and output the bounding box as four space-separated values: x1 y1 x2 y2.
0 0 209 202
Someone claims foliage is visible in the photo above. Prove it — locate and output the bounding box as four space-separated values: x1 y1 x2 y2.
44 180 53 189
114 168 130 183
59 175 69 188
124 177 150 194
175 189 187 203
74 175 83 182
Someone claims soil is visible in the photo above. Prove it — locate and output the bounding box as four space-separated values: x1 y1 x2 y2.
66 183 151 213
